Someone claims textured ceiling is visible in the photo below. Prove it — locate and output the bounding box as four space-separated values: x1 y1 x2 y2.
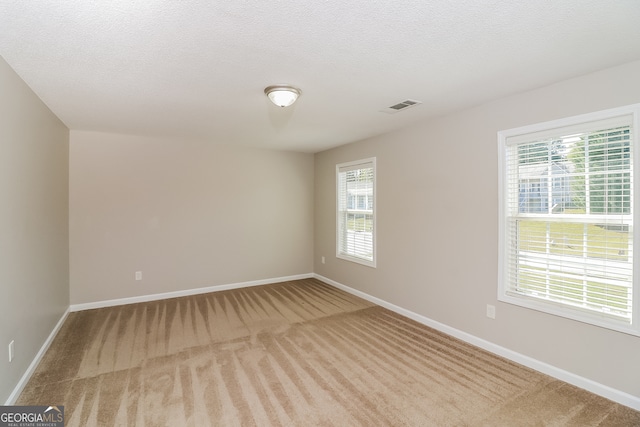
1 1 640 153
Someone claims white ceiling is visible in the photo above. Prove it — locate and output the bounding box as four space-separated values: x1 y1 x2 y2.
1 1 640 153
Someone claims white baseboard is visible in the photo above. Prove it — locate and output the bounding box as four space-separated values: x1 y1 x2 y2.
313 273 640 411
11 273 639 411
8 273 314 404
5 307 70 405
70 273 314 312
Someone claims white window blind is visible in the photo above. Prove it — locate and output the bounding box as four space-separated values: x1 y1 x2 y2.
499 105 640 335
337 158 376 267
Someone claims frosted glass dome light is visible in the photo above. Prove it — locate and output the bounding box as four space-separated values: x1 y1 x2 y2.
264 85 301 107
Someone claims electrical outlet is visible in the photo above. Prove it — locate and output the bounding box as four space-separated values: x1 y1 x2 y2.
321 256 325 264
135 271 142 281
8 340 14 362
486 304 496 319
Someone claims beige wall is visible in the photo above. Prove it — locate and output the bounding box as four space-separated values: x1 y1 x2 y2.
314 60 640 398
69 131 314 304
0 57 69 403
3 50 638 403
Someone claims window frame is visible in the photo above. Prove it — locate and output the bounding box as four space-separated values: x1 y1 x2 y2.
336 157 377 268
498 104 640 336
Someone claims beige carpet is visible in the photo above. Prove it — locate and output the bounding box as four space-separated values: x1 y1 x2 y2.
17 278 640 426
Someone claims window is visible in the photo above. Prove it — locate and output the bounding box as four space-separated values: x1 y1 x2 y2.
498 104 640 336
337 158 376 267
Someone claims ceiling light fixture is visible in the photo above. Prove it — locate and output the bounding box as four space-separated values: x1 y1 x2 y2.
264 85 301 107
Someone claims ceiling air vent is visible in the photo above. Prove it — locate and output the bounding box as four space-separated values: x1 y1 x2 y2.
380 99 422 114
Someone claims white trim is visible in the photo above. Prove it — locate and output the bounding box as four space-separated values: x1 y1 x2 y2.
336 157 377 268
313 273 640 411
499 106 637 144
5 308 70 405
497 103 640 337
6 274 313 404
69 273 314 312
8 273 639 411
